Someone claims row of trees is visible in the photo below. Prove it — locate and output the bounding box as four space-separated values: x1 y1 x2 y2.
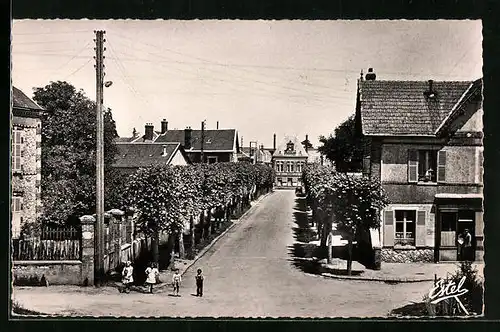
124 162 275 264
301 164 389 275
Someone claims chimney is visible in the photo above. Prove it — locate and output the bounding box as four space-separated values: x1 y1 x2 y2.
273 133 276 151
425 80 436 99
305 134 309 153
162 145 167 156
144 123 154 141
161 119 168 134
365 68 376 81
216 121 219 130
184 127 192 150
241 136 244 149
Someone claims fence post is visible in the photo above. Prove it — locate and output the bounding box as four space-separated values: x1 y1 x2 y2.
79 215 96 286
109 209 125 267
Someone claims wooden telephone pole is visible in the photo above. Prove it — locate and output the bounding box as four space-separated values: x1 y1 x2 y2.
201 120 206 163
94 30 105 285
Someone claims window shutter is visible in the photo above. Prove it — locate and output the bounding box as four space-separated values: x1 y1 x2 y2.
437 150 446 183
479 150 483 184
408 149 418 183
383 210 394 247
416 210 427 247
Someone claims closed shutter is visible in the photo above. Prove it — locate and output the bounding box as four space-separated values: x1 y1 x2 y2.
383 210 394 247
437 150 446 183
479 150 483 184
416 210 427 247
408 149 418 183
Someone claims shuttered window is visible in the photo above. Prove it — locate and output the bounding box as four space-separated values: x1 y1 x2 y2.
437 150 446 183
12 196 23 238
416 210 427 247
478 150 483 184
408 150 418 183
12 129 22 172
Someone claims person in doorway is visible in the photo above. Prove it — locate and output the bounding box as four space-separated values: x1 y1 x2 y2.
145 262 159 294
121 261 134 293
458 229 473 261
195 268 204 297
172 269 182 297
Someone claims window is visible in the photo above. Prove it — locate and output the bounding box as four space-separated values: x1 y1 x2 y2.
441 212 457 232
277 178 283 186
394 210 416 246
286 161 292 172
408 149 439 183
12 128 22 172
12 196 23 239
207 156 218 164
290 162 295 172
275 161 283 172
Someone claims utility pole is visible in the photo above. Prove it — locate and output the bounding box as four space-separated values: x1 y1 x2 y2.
201 120 206 163
94 30 105 286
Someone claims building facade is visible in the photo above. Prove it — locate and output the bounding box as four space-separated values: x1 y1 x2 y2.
11 87 44 239
272 137 308 188
357 73 483 263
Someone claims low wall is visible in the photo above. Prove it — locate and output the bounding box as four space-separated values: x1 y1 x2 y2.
13 260 83 285
381 248 434 263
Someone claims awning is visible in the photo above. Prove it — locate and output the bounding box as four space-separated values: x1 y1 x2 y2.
435 193 483 199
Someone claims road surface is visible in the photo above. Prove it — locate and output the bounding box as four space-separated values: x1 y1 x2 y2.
13 190 432 317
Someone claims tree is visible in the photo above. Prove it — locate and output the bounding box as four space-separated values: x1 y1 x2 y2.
32 81 119 226
318 115 365 172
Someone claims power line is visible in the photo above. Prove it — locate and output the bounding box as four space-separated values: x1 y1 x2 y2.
63 58 92 80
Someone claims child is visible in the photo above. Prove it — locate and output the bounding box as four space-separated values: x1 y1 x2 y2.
145 262 159 294
195 268 204 297
172 269 182 297
121 261 134 293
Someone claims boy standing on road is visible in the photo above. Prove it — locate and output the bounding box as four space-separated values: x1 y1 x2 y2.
195 268 204 297
172 269 182 297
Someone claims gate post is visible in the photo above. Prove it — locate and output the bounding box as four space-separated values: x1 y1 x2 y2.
109 209 125 266
80 215 96 286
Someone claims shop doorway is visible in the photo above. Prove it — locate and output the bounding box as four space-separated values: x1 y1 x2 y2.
438 210 475 261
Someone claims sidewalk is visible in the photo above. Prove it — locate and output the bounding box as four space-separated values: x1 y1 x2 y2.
155 191 273 290
321 260 485 283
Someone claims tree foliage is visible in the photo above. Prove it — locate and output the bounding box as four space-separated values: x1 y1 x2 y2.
302 164 389 274
318 115 365 172
32 81 119 224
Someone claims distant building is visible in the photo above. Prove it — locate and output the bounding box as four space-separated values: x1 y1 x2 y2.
113 142 190 175
272 136 308 188
118 120 241 164
11 87 44 238
241 145 273 165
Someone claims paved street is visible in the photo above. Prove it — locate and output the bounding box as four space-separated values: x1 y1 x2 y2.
13 190 434 317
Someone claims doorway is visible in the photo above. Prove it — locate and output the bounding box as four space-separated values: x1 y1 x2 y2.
438 210 475 261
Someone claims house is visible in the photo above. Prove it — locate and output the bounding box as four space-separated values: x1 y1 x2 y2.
272 136 308 188
113 142 190 175
11 87 44 239
356 69 483 263
123 120 240 164
241 145 273 165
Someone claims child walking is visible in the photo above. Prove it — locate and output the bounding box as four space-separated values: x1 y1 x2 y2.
145 262 159 294
172 269 182 297
195 268 204 297
121 261 134 293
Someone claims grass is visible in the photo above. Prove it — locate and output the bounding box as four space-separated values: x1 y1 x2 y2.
11 301 45 316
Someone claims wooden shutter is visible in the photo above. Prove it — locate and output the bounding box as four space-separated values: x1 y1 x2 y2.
408 149 418 183
478 150 483 184
383 210 394 247
416 210 427 247
437 150 446 183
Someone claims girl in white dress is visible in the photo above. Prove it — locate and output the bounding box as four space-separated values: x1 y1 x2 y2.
121 261 134 293
145 262 159 294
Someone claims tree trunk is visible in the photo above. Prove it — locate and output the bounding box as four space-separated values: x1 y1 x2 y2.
151 229 160 265
189 215 195 257
205 209 212 238
347 238 353 276
327 233 333 265
178 232 185 259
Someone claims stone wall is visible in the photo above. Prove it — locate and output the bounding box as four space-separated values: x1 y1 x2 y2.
381 248 434 263
13 261 82 285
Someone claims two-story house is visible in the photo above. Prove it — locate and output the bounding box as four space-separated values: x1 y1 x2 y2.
121 120 240 164
357 73 483 263
11 87 44 238
272 136 308 188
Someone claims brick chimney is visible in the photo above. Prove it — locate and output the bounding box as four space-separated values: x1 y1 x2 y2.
273 133 276 151
162 145 168 156
144 123 154 141
365 68 376 81
305 134 309 153
161 119 168 134
184 127 192 150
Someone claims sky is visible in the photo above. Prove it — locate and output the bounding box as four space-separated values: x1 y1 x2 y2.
11 20 482 148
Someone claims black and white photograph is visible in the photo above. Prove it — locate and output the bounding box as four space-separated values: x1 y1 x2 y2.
10 19 484 318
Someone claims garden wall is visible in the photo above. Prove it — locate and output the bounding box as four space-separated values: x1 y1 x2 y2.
13 260 82 285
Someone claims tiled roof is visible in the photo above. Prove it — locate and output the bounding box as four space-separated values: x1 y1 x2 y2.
359 80 472 136
12 87 43 110
113 143 182 168
155 129 237 151
115 137 136 143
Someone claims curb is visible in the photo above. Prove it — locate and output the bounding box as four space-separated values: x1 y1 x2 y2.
155 191 274 286
321 272 434 283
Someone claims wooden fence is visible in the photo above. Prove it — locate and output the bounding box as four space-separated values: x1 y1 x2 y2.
13 225 81 261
